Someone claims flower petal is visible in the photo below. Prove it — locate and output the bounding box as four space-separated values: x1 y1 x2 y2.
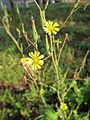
52 30 57 35
29 52 34 58
36 64 41 69
53 22 59 27
38 55 44 59
54 27 60 32
38 60 44 65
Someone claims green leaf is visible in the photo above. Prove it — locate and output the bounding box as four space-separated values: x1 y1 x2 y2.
45 109 58 120
22 23 25 34
40 10 46 29
31 15 39 43
30 84 38 98
46 35 50 53
0 1 4 11
73 81 78 93
4 6 10 31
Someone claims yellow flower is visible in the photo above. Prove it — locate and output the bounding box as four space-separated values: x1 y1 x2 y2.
21 57 26 63
40 88 45 95
56 111 60 117
21 51 44 71
20 57 31 65
20 57 32 72
60 102 68 111
73 110 77 116
29 51 44 70
43 20 60 35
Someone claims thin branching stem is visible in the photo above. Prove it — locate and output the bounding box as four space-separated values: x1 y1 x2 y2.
50 35 61 102
59 0 87 31
57 34 68 65
23 33 37 50
63 51 89 98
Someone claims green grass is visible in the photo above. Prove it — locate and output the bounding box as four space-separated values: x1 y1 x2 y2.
0 49 24 84
0 28 24 84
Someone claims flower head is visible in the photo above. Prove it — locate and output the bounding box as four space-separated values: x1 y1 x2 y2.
21 51 44 71
29 51 44 70
60 102 68 111
43 20 59 35
56 111 60 117
40 88 45 95
73 110 78 116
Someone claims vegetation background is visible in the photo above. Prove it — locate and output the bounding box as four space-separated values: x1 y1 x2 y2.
0 0 90 119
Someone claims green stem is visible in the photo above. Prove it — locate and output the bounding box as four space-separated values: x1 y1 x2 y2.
50 35 61 103
2 21 23 54
41 95 47 107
